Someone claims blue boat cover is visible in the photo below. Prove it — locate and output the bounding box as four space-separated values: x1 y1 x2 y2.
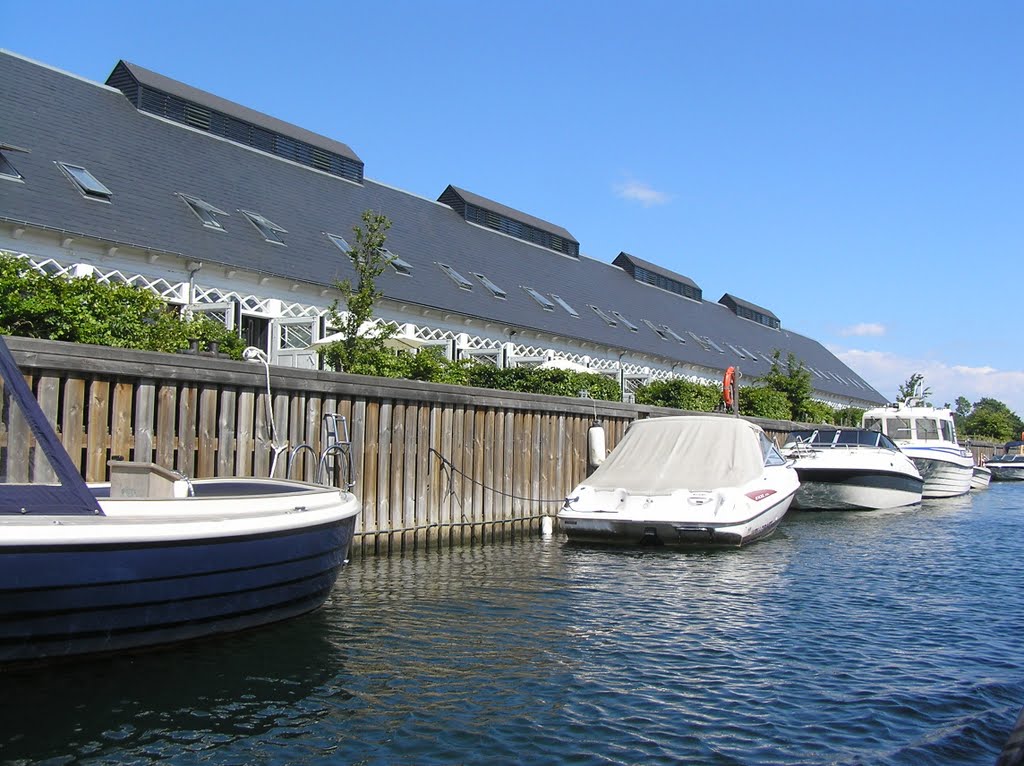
0 337 104 515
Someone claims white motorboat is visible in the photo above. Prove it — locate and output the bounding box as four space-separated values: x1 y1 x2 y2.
557 416 799 548
781 428 923 511
986 454 1024 482
970 464 992 490
0 336 360 666
861 399 974 498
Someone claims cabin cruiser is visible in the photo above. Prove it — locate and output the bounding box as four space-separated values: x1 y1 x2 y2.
781 427 923 510
861 399 973 498
558 416 799 548
986 454 1024 482
0 336 360 665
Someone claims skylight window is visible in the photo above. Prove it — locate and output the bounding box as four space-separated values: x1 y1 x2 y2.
662 325 687 343
726 343 746 358
179 193 228 230
57 162 111 201
611 311 639 332
326 233 350 252
704 337 726 354
687 332 711 352
0 143 28 181
550 294 579 317
240 210 287 245
438 263 473 290
524 286 555 310
740 347 759 361
383 248 413 276
474 273 507 299
643 319 669 340
589 305 618 327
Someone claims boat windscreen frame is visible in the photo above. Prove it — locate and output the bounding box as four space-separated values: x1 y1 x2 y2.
0 336 104 515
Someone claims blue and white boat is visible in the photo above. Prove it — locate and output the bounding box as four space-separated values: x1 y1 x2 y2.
0 336 360 665
862 399 973 498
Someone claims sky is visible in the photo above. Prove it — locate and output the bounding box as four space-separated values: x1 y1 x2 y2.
7 1 1023 415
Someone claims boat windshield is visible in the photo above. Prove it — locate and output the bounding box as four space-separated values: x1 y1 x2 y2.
916 418 940 441
760 432 788 466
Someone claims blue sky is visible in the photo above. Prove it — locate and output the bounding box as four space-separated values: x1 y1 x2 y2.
8 1 1023 416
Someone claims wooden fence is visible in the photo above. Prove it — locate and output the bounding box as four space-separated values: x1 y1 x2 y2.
2 338 1001 554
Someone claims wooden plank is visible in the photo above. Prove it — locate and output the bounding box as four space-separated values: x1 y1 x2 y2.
503 410 514 522
217 388 237 477
511 411 525 519
34 375 60 483
388 402 406 549
253 387 271 478
287 389 306 480
433 403 452 550
414 403 433 549
305 393 322 483
85 379 110 482
361 400 380 551
134 379 156 465
6 373 31 483
482 407 495 536
402 403 418 549
449 404 464 543
155 383 177 470
177 382 197 477
197 386 218 478
61 378 86 474
349 398 367 536
110 381 134 464
236 389 255 477
460 403 475 544
273 391 290 478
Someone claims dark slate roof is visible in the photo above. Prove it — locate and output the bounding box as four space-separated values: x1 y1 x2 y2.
108 60 363 165
0 51 885 405
439 185 577 245
612 252 701 291
719 293 780 322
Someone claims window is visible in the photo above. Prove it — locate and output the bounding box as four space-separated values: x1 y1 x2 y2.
740 347 759 361
916 418 940 441
726 343 746 358
383 248 413 275
326 233 350 252
179 193 228 230
885 417 912 441
687 332 711 351
643 319 669 340
611 311 639 332
473 273 507 299
240 210 287 245
704 337 726 354
550 294 579 317
589 305 617 326
662 325 687 343
524 286 555 310
438 263 473 290
57 162 112 201
0 143 28 180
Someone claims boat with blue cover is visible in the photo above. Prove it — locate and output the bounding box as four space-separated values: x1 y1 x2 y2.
0 335 360 665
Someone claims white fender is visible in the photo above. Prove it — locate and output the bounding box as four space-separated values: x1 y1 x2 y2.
588 421 607 467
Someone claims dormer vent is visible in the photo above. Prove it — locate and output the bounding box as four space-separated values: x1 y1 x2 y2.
612 252 702 301
438 185 579 257
106 60 364 184
719 293 780 330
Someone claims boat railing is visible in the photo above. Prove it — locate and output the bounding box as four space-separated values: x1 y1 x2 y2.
283 413 354 490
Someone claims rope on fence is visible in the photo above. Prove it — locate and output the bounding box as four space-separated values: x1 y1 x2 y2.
428 447 569 508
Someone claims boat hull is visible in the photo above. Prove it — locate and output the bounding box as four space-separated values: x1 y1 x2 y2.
988 464 1024 482
0 492 358 665
559 492 795 548
970 466 992 490
907 452 974 498
792 468 923 511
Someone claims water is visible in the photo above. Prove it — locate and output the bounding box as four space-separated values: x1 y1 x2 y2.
3 486 1024 765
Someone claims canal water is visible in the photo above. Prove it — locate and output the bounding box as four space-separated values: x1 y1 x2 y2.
3 485 1024 765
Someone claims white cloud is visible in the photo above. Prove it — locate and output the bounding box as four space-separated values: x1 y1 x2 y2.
613 179 671 207
839 323 886 337
831 346 1024 416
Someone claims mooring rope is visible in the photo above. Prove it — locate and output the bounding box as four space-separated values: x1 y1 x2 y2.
428 447 568 507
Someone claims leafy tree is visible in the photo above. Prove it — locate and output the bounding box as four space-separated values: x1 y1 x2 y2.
897 373 931 403
758 351 814 422
0 252 243 359
833 407 865 427
320 210 397 373
962 398 1024 442
738 385 792 420
634 378 722 411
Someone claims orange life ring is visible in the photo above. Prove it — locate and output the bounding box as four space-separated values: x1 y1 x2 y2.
723 366 735 409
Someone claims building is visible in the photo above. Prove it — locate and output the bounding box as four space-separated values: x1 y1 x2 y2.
0 50 886 408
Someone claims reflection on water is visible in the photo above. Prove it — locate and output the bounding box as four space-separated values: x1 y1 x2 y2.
2 486 1024 765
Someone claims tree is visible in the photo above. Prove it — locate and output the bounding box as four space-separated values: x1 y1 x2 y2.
897 373 931 403
962 397 1024 442
758 351 814 422
320 210 398 374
